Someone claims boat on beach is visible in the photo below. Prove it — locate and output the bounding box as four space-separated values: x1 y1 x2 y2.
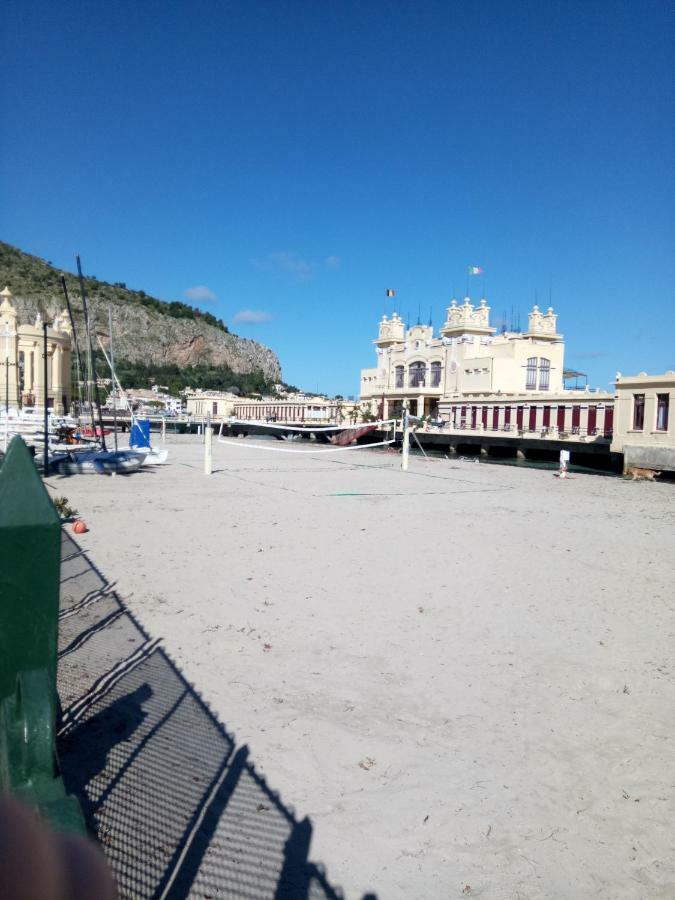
48 447 147 475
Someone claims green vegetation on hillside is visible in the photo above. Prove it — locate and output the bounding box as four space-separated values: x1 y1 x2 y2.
102 355 275 397
0 241 229 332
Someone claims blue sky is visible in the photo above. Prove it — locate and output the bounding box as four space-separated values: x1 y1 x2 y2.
3 0 673 396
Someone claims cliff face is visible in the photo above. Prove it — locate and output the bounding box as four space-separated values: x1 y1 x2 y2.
0 241 282 382
13 293 282 380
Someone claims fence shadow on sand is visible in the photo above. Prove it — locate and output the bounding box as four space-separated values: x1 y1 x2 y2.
57 530 374 900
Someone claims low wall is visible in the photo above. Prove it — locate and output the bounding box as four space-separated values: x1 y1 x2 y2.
623 444 675 473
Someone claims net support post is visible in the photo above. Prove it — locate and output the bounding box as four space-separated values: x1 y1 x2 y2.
204 413 213 475
401 403 410 472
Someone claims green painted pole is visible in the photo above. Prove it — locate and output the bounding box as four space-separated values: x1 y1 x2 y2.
0 436 85 832
0 436 60 704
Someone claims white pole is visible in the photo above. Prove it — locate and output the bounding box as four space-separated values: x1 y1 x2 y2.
401 402 410 472
161 416 166 444
204 412 212 475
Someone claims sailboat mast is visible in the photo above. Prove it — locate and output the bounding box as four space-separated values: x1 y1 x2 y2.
108 306 118 451
76 255 107 451
59 275 85 415
96 337 134 423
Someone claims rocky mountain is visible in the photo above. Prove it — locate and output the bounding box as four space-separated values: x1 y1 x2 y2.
0 241 282 383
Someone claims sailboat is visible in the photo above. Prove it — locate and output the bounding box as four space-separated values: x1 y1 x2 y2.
96 327 169 466
48 257 147 475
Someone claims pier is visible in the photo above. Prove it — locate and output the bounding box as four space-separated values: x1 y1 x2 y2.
379 424 621 468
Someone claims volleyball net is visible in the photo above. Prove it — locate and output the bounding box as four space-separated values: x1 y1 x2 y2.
217 418 398 454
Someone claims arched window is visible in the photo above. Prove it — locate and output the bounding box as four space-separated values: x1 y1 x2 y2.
395 365 404 388
409 361 426 387
430 361 442 387
526 357 537 390
538 358 550 391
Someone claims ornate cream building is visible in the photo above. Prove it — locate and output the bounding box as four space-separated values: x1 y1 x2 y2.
0 287 73 414
361 297 616 439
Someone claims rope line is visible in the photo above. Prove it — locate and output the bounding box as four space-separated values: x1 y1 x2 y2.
216 436 397 454
223 418 396 433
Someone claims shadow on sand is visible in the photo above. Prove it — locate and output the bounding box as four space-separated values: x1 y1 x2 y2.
57 530 374 900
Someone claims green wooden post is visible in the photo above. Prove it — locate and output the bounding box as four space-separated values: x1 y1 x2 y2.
0 436 85 832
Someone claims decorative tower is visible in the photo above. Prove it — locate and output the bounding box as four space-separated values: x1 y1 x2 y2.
525 305 561 340
374 312 405 349
440 297 495 337
55 309 72 335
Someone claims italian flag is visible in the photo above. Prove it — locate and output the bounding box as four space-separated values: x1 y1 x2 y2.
468 266 484 275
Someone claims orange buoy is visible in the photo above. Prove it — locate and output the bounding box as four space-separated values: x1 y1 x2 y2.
72 520 88 534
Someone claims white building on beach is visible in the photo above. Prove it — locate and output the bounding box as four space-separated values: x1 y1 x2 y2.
361 298 615 440
612 372 675 472
0 286 73 415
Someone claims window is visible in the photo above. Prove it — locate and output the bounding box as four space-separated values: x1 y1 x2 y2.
538 358 550 391
633 394 645 430
587 406 597 435
409 362 426 387
430 361 441 387
212 402 218 414
656 394 669 431
572 406 581 433
395 366 404 388
604 407 614 437
526 357 537 389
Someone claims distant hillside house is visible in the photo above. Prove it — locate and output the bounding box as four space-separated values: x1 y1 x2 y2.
0 286 72 414
184 389 239 419
121 387 182 416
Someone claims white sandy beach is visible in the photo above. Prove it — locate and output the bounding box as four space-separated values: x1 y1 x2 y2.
51 436 675 899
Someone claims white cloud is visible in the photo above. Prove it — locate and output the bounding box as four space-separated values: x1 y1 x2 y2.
184 285 217 303
233 309 272 324
258 251 313 280
254 250 341 279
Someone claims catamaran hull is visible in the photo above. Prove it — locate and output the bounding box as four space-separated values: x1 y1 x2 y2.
50 450 147 475
128 447 169 465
